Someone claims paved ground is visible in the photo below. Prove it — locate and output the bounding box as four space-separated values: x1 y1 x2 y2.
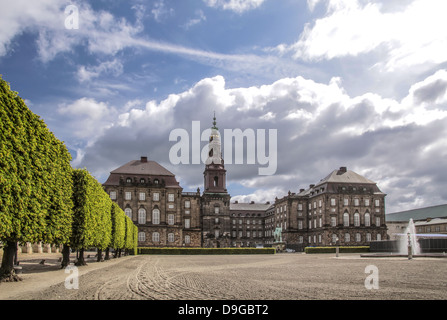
1 252 446 300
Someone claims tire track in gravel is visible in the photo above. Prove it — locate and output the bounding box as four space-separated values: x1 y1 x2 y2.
116 257 237 300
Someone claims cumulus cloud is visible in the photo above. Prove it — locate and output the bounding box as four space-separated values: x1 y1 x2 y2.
282 0 447 71
72 70 447 213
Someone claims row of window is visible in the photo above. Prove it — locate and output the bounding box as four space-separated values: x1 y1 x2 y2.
304 232 382 244
127 208 192 228
138 232 191 244
111 191 191 208
297 198 381 211
302 214 381 229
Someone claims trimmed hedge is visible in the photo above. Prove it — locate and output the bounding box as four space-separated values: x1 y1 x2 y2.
138 247 276 255
305 246 370 254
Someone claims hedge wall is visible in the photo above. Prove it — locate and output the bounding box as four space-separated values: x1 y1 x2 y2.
305 246 370 254
138 247 276 255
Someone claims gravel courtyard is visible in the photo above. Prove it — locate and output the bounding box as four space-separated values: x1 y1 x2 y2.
1 252 446 300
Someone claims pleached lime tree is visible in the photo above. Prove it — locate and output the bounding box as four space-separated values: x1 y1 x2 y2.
63 169 112 267
124 215 138 256
0 76 73 280
107 202 125 260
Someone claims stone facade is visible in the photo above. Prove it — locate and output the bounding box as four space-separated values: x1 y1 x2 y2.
103 157 202 248
103 117 387 250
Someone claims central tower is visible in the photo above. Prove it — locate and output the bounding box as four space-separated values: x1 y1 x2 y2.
201 114 231 247
203 114 227 193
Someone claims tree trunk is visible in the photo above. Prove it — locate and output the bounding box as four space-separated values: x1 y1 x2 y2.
61 244 71 269
104 248 110 260
75 248 87 266
0 241 21 282
97 249 103 262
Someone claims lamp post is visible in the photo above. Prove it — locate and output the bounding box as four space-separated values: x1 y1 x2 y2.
335 237 339 258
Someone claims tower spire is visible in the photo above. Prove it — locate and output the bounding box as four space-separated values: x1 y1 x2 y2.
212 111 218 130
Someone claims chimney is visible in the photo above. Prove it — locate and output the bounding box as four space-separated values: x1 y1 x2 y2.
234 200 238 204
339 166 347 173
250 201 255 204
309 184 315 189
300 189 305 193
141 156 148 163
266 201 270 205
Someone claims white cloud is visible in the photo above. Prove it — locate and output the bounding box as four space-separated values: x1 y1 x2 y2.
182 10 207 30
287 0 447 71
58 97 116 140
74 70 447 212
77 59 124 83
203 0 265 13
151 0 174 22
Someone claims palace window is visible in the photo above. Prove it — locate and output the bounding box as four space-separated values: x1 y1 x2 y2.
343 212 350 227
139 192 146 201
331 216 337 227
152 232 160 242
125 192 132 200
168 233 174 243
168 193 174 202
354 212 360 227
345 233 350 243
168 214 174 225
365 213 371 227
330 198 336 206
125 208 132 219
152 209 160 225
110 191 117 200
138 208 146 224
375 217 381 226
356 233 361 242
185 219 190 229
185 235 191 244
138 232 145 242
185 200 191 208
153 192 159 201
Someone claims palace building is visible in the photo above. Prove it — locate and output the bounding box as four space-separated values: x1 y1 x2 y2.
103 116 388 250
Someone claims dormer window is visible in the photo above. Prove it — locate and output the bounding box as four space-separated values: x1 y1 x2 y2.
126 178 132 183
154 179 159 185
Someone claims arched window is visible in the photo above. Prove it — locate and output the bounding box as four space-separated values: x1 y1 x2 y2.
138 232 146 242
213 176 218 187
365 212 371 227
354 212 360 227
332 234 338 244
152 232 160 242
345 233 350 243
125 208 132 219
185 235 191 244
152 208 160 225
168 233 174 243
343 212 350 227
138 208 146 224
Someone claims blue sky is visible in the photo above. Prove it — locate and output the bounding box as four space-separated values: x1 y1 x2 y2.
1 0 447 213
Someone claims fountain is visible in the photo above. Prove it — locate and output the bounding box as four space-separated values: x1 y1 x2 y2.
398 218 421 256
361 218 447 258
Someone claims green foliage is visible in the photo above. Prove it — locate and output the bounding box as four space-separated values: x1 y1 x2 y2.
304 246 370 254
137 247 276 255
0 76 73 245
124 215 135 250
110 202 125 250
71 169 112 250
